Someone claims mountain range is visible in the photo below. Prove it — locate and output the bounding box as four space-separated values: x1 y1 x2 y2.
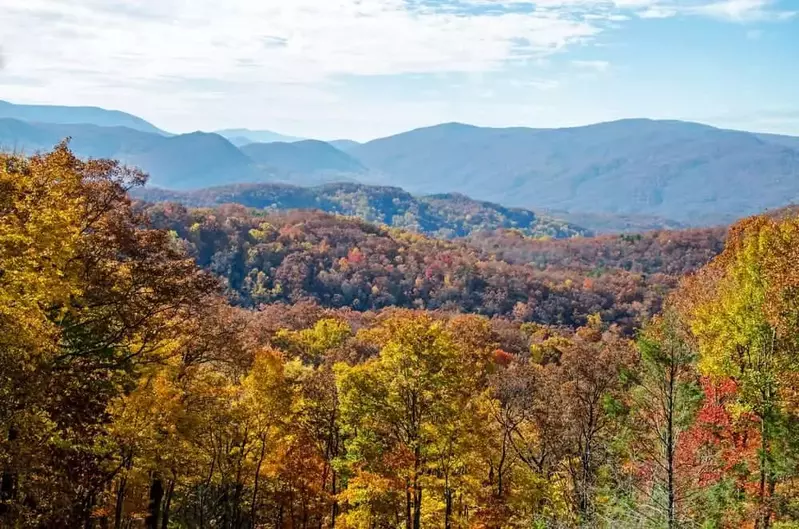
0 99 166 135
2 99 799 228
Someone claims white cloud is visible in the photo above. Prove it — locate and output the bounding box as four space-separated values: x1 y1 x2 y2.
691 0 787 21
572 59 611 72
1 0 597 84
0 0 794 138
637 7 679 17
520 79 563 90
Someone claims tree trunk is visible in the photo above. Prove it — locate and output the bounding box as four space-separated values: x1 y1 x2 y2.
413 485 422 529
667 362 676 529
330 468 338 529
114 475 128 529
0 425 18 516
405 478 412 529
145 477 164 529
252 437 268 528
412 440 422 529
444 487 453 529
161 479 175 529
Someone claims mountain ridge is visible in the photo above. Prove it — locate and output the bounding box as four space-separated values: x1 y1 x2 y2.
348 119 799 223
3 98 799 229
215 128 305 146
0 99 167 135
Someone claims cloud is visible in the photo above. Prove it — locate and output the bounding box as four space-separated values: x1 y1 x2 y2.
0 0 794 138
523 79 562 90
572 60 611 72
1 0 598 85
690 0 790 21
637 7 678 18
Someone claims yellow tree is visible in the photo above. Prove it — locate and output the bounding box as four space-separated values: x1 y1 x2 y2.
336 312 490 529
679 216 799 528
240 348 291 527
0 144 217 526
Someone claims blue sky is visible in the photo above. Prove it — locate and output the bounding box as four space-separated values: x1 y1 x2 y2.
1 0 797 140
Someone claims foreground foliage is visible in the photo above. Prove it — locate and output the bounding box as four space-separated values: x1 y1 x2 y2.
3 146 799 528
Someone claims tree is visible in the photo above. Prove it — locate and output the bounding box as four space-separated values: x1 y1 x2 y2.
678 216 799 528
0 144 217 527
336 312 490 529
630 309 700 528
555 320 635 523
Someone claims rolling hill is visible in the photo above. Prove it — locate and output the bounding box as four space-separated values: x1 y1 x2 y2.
133 182 588 239
349 119 799 224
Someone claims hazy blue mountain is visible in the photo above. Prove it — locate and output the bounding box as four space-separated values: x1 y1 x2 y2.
216 128 304 146
328 139 361 151
0 118 264 188
543 210 689 234
0 100 166 135
133 182 589 239
6 109 799 228
755 133 799 151
240 140 367 184
348 119 799 224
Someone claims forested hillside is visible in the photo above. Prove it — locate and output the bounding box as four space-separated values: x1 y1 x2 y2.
468 227 727 275
5 145 799 529
142 203 665 331
135 182 586 239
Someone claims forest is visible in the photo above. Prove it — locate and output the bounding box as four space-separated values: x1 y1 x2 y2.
3 144 799 529
134 182 586 240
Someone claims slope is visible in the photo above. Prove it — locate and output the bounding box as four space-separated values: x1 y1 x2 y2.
240 140 367 184
133 181 588 239
348 119 799 224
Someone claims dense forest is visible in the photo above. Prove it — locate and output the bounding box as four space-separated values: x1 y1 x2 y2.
467 228 727 276
3 144 799 529
134 183 587 240
141 202 672 332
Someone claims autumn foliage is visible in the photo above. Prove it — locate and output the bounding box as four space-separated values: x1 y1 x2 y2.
3 145 799 528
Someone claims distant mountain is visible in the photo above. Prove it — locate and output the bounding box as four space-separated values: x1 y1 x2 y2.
328 139 361 151
6 109 799 229
0 99 166 135
755 133 799 151
240 140 367 185
133 182 589 239
124 132 260 188
543 210 689 234
0 118 263 188
0 118 370 190
216 128 304 146
348 119 799 224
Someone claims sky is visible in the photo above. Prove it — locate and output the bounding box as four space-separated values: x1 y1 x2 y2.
1 0 797 141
